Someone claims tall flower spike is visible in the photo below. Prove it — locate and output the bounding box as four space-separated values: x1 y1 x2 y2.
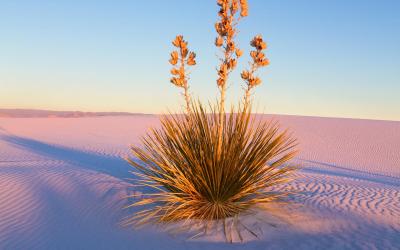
214 0 247 157
242 34 269 108
169 35 197 114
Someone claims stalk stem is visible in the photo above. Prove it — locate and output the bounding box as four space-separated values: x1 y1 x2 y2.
180 51 191 114
243 63 257 110
217 38 232 157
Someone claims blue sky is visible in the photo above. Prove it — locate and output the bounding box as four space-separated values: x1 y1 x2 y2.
0 0 399 120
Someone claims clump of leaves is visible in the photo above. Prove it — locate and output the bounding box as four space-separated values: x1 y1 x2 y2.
124 103 297 239
124 0 298 242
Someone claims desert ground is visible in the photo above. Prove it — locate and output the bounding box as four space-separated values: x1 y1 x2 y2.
0 115 399 249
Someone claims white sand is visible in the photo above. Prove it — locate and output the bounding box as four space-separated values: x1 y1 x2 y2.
0 115 399 249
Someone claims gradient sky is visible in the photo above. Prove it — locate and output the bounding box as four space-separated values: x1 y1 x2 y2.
1 0 399 120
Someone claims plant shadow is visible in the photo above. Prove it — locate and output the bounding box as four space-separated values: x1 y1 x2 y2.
298 158 400 187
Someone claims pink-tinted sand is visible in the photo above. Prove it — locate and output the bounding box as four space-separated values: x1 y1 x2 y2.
0 115 399 249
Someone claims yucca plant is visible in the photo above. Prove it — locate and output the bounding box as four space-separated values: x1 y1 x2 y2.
124 0 298 242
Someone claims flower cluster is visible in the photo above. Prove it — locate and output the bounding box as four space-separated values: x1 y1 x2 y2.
241 70 261 86
214 0 246 88
169 35 196 88
241 35 269 88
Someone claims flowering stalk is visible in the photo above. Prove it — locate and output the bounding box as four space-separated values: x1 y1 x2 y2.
169 35 197 114
215 0 247 155
241 35 269 108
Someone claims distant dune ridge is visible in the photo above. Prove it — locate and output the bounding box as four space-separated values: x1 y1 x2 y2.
0 109 150 118
0 115 399 249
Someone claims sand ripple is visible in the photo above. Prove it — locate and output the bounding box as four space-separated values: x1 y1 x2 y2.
0 116 399 249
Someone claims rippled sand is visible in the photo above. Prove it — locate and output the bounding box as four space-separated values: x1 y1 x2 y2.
0 115 399 249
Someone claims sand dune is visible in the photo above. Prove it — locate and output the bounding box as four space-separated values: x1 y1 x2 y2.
0 115 399 249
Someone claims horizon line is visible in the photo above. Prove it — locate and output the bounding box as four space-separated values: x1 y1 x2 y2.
0 108 399 122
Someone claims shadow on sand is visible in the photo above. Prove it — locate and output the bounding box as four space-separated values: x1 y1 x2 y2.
3 133 399 187
1 134 133 181
299 159 400 187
